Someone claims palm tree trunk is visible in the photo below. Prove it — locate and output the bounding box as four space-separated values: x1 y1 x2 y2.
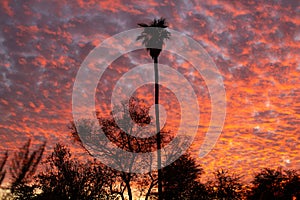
154 56 163 200
125 177 132 200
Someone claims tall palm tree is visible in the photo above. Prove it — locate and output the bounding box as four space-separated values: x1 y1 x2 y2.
137 18 170 200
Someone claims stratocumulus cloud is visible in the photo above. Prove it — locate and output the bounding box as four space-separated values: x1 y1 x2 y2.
0 0 299 181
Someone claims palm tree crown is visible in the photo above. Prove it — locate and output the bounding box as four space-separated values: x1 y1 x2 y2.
137 18 171 59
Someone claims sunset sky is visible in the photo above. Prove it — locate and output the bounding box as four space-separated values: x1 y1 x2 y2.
0 0 299 182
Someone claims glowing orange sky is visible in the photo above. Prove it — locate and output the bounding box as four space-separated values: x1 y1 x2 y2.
0 0 299 182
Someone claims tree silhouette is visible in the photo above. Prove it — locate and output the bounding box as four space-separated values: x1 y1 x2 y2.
8 139 46 200
36 144 115 200
161 153 207 200
71 98 175 200
137 17 171 200
207 169 244 200
283 169 300 200
248 168 300 200
98 99 152 200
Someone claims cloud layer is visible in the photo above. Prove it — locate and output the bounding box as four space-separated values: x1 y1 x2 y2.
0 0 299 181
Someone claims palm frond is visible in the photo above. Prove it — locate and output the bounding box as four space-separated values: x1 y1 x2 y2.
137 23 149 27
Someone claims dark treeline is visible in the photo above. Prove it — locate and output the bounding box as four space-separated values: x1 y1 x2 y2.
0 141 299 200
0 99 299 200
